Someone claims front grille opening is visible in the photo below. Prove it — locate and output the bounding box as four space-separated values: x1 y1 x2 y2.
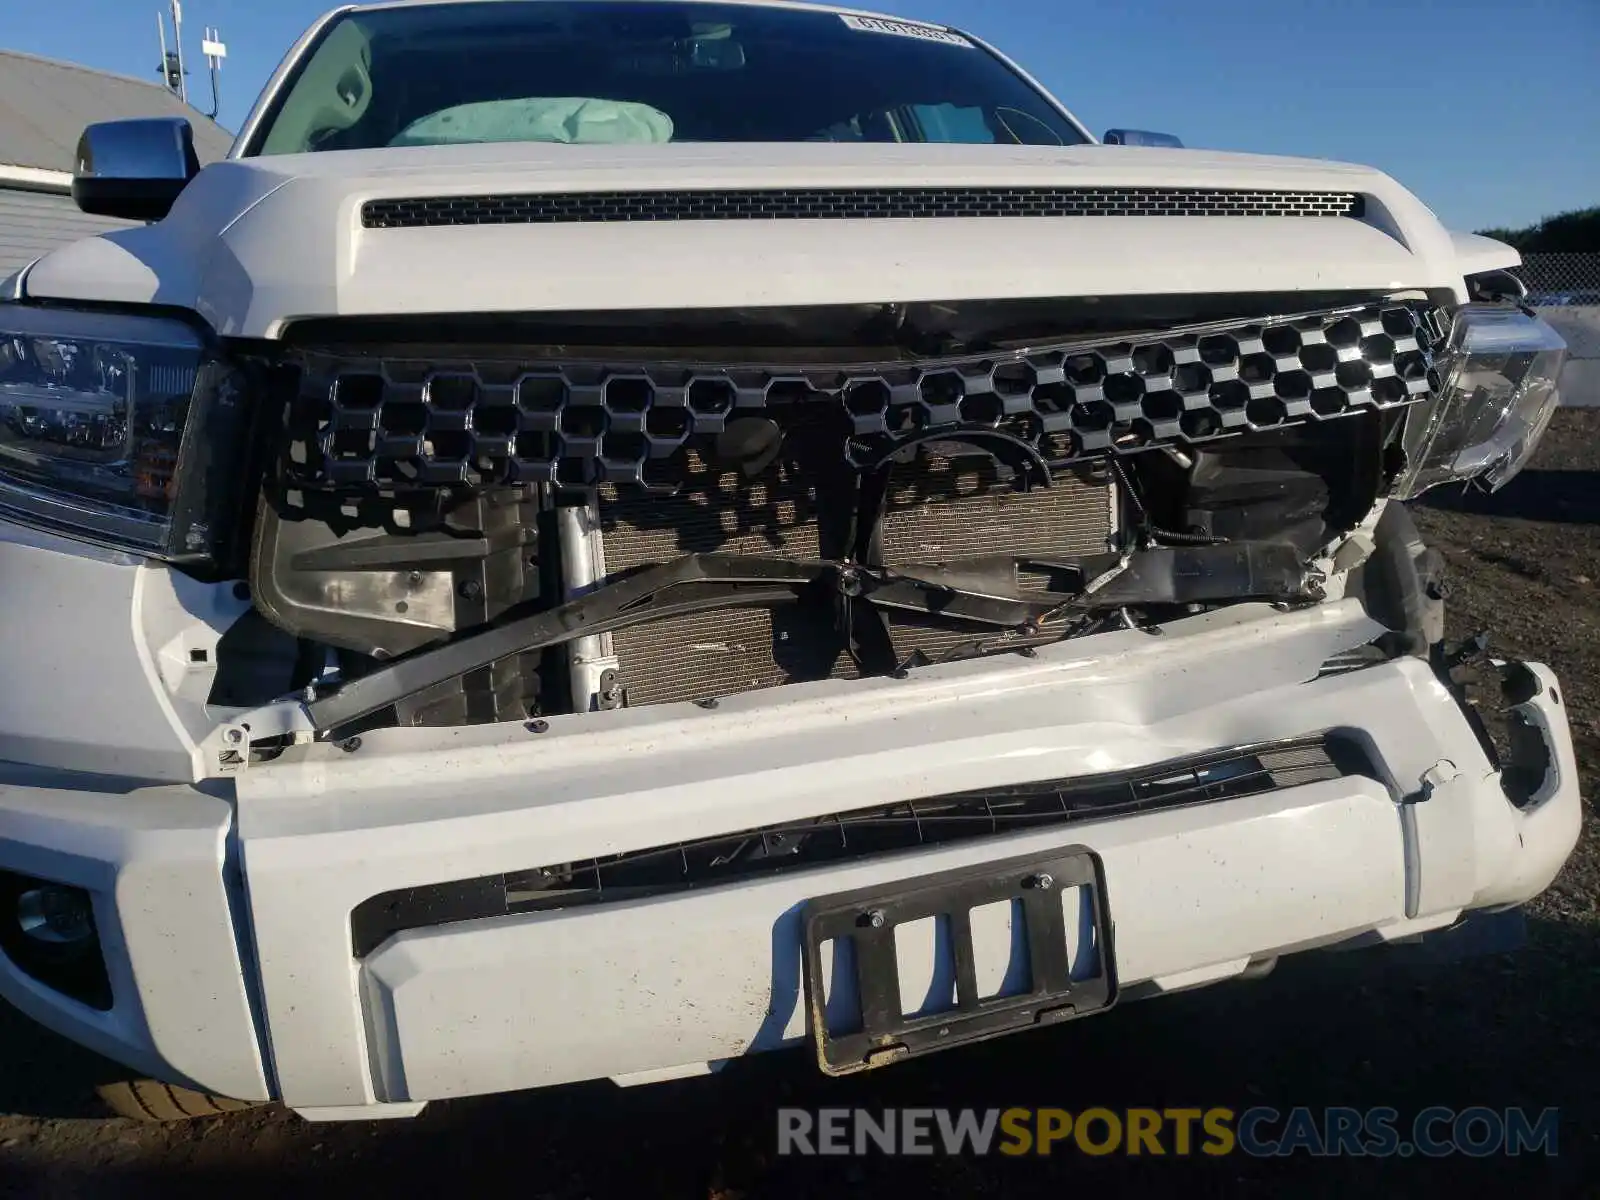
350 734 1367 957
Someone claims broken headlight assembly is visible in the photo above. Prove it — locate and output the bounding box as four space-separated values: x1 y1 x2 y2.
1392 304 1567 499
0 304 246 562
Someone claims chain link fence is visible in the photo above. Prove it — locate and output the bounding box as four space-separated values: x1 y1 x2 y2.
1519 253 1600 406
1518 252 1600 301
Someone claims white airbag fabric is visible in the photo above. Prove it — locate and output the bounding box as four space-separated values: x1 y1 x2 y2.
390 98 675 147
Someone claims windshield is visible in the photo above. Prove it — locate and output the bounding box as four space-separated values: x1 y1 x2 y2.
249 2 1088 154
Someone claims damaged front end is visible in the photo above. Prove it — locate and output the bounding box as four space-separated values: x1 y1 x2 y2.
0 275 1580 1110
200 293 1560 738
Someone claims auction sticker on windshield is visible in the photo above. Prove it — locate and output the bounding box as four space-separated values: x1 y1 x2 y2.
838 14 973 47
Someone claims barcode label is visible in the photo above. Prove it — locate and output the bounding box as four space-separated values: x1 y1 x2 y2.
838 14 974 48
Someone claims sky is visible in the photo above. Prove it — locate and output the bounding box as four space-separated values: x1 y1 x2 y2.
4 0 1596 231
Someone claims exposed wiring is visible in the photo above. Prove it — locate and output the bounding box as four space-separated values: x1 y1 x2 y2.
1107 455 1229 547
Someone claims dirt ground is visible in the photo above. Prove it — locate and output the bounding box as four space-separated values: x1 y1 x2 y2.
1 411 1597 1199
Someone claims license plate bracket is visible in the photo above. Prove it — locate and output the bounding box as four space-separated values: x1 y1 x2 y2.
801 847 1117 1075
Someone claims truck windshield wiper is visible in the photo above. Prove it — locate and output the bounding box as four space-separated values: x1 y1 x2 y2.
305 542 1311 735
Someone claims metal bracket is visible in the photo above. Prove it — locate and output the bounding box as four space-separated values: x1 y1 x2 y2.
208 702 317 775
596 667 626 710
1405 758 1460 804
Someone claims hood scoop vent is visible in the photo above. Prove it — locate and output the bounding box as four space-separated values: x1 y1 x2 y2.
360 186 1365 230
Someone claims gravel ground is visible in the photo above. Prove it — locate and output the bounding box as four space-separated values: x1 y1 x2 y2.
2 411 1597 1199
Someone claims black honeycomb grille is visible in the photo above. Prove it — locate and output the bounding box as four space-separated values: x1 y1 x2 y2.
283 302 1445 495
360 187 1366 229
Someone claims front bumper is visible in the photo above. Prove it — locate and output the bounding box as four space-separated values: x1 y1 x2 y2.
0 598 1581 1114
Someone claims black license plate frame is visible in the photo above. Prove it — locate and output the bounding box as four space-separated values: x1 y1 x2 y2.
801 846 1117 1076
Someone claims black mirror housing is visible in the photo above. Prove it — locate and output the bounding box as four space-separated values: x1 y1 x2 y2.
1102 129 1184 149
71 118 201 222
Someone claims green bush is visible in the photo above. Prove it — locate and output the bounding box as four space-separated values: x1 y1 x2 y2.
1478 207 1600 253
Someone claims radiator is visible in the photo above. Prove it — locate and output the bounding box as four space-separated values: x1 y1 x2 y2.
597 445 1114 707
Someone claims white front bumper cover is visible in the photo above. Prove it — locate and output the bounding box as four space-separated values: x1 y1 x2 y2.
0 598 1580 1117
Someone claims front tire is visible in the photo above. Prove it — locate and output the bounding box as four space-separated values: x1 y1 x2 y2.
97 1079 262 1122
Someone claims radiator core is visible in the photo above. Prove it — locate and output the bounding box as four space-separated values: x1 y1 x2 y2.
597 445 1114 707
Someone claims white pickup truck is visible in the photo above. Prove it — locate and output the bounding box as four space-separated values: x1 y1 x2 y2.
0 0 1579 1123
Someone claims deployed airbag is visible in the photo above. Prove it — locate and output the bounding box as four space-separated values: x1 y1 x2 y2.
390 97 675 146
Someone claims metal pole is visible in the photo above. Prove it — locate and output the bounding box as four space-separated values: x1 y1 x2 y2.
157 13 170 92
171 0 187 105
556 502 620 711
205 27 221 119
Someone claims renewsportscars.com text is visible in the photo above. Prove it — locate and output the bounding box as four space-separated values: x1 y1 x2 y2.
777 1106 1559 1158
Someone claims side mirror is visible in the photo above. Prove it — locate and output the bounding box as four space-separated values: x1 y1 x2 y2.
71 118 200 221
1102 129 1184 149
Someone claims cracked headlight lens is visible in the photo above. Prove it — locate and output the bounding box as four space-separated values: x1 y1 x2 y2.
0 305 244 560
1392 305 1567 499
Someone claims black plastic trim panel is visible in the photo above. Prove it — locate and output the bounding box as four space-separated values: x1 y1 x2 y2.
349 734 1358 956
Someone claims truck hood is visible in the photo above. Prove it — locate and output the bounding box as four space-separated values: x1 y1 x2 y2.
22 142 1496 338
